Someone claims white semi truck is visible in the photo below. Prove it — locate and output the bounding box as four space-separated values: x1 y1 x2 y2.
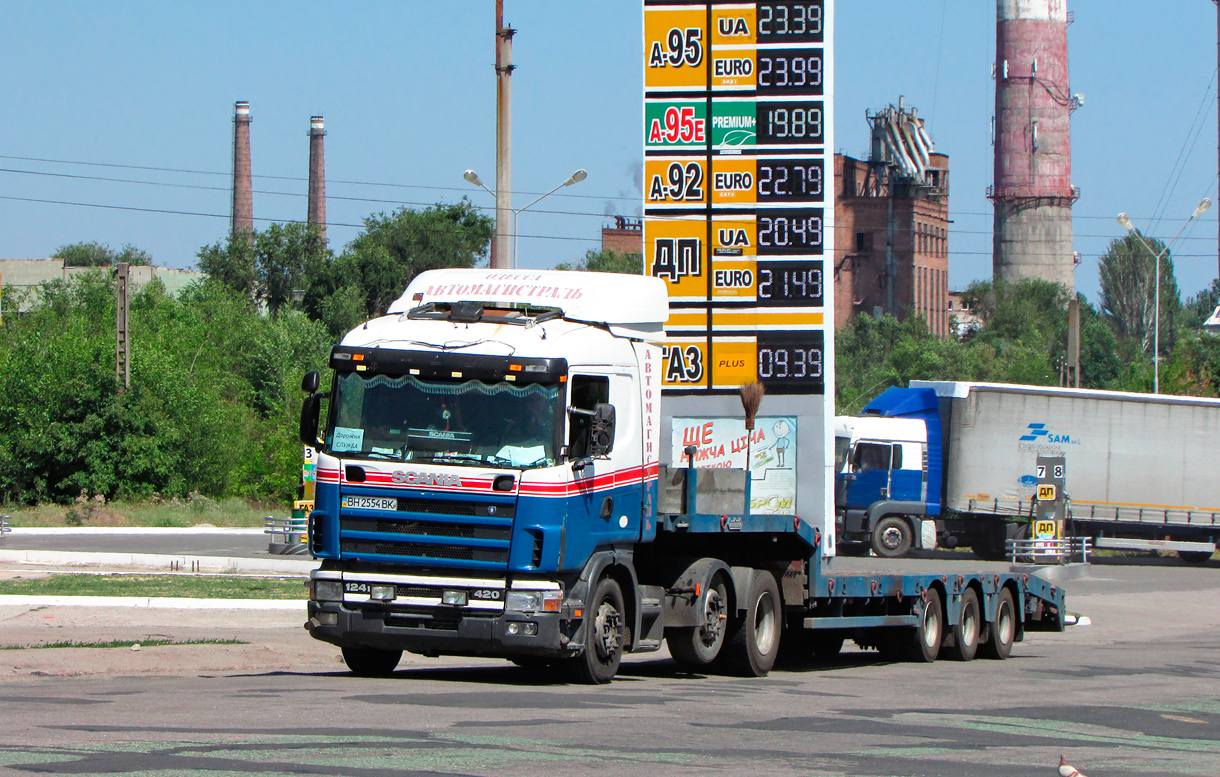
836 381 1220 561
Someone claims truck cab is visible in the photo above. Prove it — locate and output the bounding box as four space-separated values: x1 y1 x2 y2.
301 269 667 682
834 386 943 556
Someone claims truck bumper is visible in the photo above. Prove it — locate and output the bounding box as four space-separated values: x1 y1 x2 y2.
305 601 571 659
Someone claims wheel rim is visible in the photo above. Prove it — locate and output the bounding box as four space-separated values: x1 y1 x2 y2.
880 526 904 550
594 600 623 658
961 601 979 646
754 591 778 655
700 588 726 647
996 601 1014 645
922 601 941 649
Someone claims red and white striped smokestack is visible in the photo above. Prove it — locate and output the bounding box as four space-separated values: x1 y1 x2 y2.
231 101 254 239
991 0 1077 291
308 115 327 244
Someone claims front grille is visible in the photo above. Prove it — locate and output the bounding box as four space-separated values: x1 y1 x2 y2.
341 539 507 564
343 517 510 541
396 498 515 519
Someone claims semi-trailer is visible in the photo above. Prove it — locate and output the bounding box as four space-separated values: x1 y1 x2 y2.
298 270 1065 682
836 380 1220 561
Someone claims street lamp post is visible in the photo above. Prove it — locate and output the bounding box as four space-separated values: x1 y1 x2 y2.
463 169 587 269
1116 197 1211 394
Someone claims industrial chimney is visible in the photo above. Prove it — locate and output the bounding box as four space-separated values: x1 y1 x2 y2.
990 0 1078 291
231 101 254 239
308 115 327 243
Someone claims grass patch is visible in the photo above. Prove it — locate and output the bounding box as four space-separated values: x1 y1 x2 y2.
2 638 247 650
0 574 307 599
1 498 286 528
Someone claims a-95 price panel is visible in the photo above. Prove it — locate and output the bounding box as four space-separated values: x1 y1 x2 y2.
756 208 824 255
756 331 824 392
756 48 824 96
756 261 823 307
756 1 825 44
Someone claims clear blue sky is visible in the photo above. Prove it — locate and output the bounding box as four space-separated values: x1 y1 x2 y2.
2 1 1218 305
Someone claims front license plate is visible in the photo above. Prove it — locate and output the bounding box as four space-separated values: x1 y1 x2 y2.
342 496 398 511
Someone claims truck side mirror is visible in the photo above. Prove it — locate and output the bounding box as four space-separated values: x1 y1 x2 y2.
300 394 322 447
589 403 616 457
301 371 320 394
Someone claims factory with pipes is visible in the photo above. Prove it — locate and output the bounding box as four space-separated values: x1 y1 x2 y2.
834 0 1077 337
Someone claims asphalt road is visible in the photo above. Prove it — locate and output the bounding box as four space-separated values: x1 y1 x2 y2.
0 528 273 557
0 555 1218 776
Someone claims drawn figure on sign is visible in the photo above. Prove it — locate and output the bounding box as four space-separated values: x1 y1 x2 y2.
771 419 792 468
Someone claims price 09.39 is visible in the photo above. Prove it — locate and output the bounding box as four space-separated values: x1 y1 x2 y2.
757 209 824 255
756 333 824 390
757 102 824 145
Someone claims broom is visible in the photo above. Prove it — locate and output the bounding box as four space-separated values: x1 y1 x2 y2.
739 382 766 498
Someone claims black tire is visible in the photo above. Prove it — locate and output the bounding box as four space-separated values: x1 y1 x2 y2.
721 570 782 677
871 516 913 558
904 590 943 662
1178 551 1214 564
341 646 402 677
981 588 1016 660
948 587 981 661
568 576 625 684
667 576 729 668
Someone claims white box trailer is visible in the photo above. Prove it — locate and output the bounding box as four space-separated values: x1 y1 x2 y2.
918 381 1220 561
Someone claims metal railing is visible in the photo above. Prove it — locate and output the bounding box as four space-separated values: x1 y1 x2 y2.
264 515 309 555
1008 536 1092 565
0 515 10 542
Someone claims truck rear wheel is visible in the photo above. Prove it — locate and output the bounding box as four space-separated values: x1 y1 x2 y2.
666 575 729 668
721 570 782 676
904 590 943 662
568 576 625 684
981 588 1016 660
341 646 402 677
948 587 981 661
871 516 913 558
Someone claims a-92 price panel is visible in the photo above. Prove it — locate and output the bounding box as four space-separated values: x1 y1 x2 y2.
756 48 824 96
756 159 823 202
756 1 825 44
756 331 824 392
756 261 823 307
756 208 824 255
755 101 824 145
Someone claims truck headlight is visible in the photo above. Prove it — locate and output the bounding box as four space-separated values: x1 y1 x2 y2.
313 580 344 602
506 590 561 613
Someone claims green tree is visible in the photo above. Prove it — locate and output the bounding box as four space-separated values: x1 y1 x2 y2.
555 248 644 275
1181 278 1220 330
303 199 493 329
1098 233 1182 355
54 241 152 267
197 222 330 316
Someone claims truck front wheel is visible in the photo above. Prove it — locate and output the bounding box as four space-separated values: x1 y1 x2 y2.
568 576 625 684
341 646 402 677
721 570 782 676
871 516 913 558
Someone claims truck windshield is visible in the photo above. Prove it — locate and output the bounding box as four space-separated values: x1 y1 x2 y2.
326 372 560 469
834 436 851 473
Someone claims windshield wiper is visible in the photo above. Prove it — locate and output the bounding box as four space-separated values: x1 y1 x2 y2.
414 452 511 469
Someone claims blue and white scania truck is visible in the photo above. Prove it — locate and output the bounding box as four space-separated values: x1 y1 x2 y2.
836 381 1220 562
300 269 1066 683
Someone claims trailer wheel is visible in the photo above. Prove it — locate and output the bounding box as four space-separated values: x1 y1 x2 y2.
871 516 913 558
904 591 943 662
981 588 1016 660
1178 551 1214 564
341 646 402 677
948 588 981 661
568 576 625 684
721 570 782 676
667 575 729 668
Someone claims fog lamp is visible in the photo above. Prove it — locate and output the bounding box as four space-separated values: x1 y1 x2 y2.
442 590 468 606
370 585 396 602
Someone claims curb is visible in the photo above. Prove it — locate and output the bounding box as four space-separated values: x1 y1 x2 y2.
0 594 306 610
0 550 316 575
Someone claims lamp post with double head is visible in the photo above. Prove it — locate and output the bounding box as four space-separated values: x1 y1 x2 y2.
464 169 587 269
